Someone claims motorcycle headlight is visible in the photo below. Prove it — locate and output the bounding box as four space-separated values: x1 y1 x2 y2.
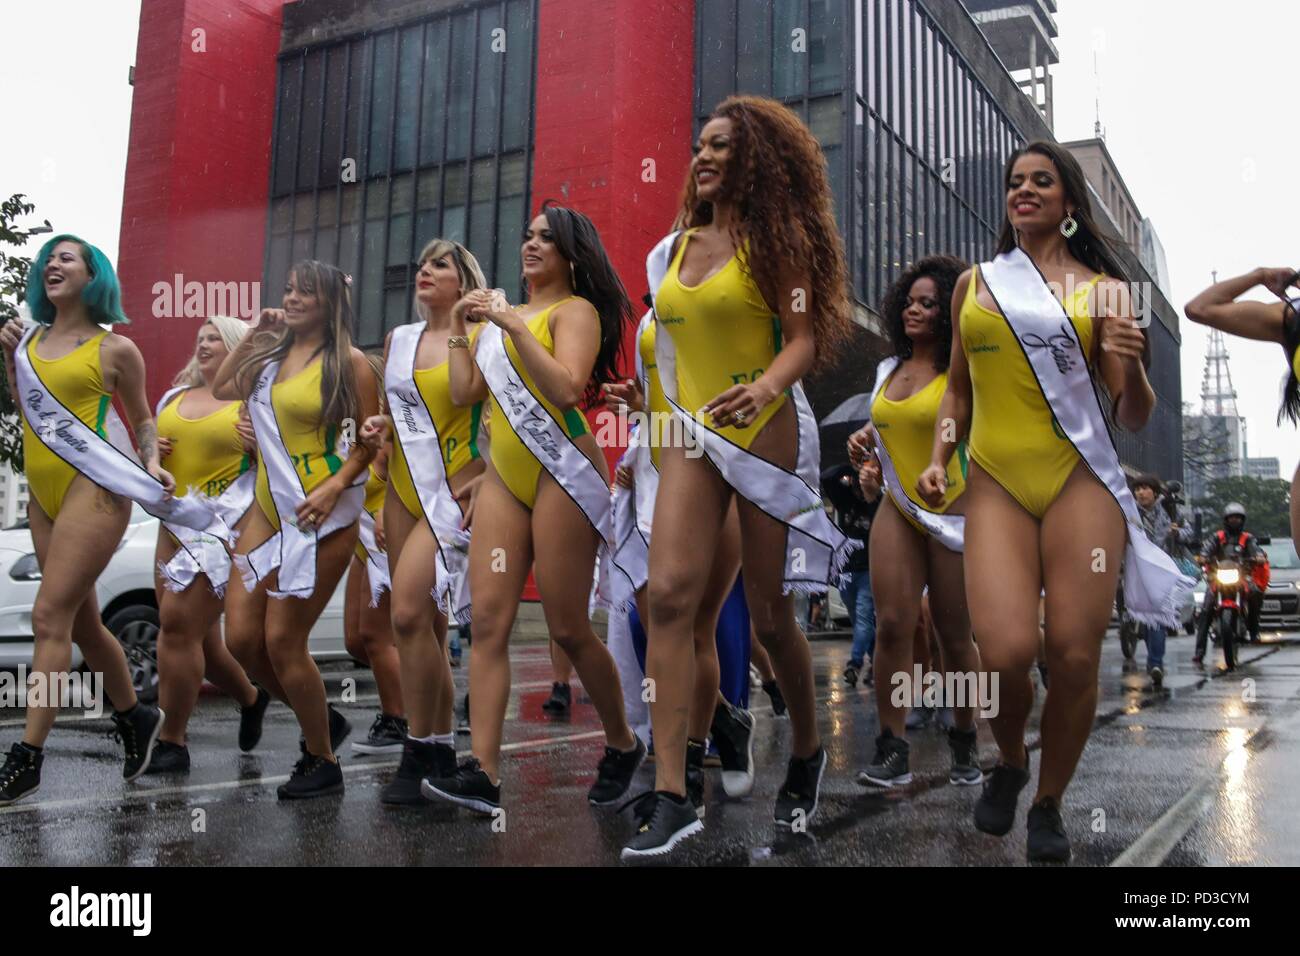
1216 568 1241 586
9 553 41 581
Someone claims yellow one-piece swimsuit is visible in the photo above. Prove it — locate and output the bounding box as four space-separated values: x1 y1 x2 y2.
638 321 671 470
388 326 485 519
962 266 1101 519
651 229 787 450
21 330 112 520
253 359 345 531
487 297 593 509
156 391 250 501
870 369 966 534
354 463 387 563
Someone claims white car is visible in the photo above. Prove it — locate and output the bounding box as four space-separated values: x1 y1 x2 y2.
0 504 351 701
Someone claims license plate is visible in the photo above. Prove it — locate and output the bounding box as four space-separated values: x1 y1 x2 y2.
1263 600 1281 612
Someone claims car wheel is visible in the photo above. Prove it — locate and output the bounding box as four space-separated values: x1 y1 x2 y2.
106 604 160 705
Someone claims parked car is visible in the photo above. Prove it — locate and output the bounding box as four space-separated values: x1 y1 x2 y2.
1258 537 1300 630
0 505 352 703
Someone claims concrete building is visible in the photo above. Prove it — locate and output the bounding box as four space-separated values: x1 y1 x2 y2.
1246 457 1280 481
964 0 1059 129
0 460 31 528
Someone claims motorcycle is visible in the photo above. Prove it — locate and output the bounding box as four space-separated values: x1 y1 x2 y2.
1199 555 1256 670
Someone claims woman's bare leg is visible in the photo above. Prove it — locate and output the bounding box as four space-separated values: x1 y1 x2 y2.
926 539 980 731
868 501 928 736
224 506 289 702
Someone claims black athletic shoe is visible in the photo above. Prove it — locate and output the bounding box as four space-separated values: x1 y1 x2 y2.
948 727 983 785
144 741 191 775
685 739 706 819
843 663 860 687
238 687 271 752
588 736 647 805
1026 797 1071 862
709 700 755 797
762 680 787 718
1149 665 1165 689
382 738 456 805
774 747 826 828
541 682 571 716
111 703 164 782
858 729 912 788
277 752 344 800
421 757 500 815
620 790 704 861
353 713 409 755
302 704 353 755
0 743 42 806
974 755 1031 836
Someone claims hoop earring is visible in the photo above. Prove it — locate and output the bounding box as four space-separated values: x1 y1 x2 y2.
1060 213 1079 239
569 261 577 290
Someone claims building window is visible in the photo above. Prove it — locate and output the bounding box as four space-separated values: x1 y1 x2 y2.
266 0 537 347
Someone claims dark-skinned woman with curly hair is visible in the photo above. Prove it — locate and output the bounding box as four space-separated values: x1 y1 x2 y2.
846 256 983 792
621 95 856 860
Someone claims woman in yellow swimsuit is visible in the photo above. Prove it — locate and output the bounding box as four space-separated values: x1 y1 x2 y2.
427 205 641 814
0 235 168 806
358 238 488 804
1185 268 1300 544
847 256 983 790
148 316 264 774
624 96 854 858
213 260 378 800
344 354 406 756
919 141 1153 862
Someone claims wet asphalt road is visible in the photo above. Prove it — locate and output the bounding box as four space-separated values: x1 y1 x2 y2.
1 627 1298 866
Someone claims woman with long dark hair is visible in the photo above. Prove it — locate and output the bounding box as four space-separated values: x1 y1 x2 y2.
212 260 378 800
621 95 855 859
424 203 642 814
1185 268 1300 547
847 256 983 790
918 141 1188 862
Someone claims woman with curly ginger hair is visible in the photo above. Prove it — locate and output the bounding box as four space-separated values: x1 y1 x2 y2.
621 95 856 859
846 256 983 792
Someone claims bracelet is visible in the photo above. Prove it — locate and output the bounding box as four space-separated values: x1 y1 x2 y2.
447 335 470 349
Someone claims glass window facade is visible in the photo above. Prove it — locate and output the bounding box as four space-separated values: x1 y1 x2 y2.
266 0 536 348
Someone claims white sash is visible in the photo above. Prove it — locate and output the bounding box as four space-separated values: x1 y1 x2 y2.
385 323 472 624
475 321 613 545
233 360 365 600
868 357 965 553
648 232 859 593
14 326 228 538
979 248 1195 626
357 508 390 608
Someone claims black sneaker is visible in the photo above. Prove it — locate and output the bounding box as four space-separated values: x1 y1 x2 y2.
144 741 190 775
619 791 703 861
382 738 457 805
948 726 983 785
421 757 500 815
843 663 860 687
238 687 271 752
762 680 787 718
456 694 471 735
111 703 164 782
277 752 344 800
710 700 755 797
588 736 647 805
0 743 42 806
858 729 912 788
1026 797 1071 862
353 713 409 755
974 754 1031 836
685 739 706 819
301 704 353 755
774 747 826 828
541 682 571 716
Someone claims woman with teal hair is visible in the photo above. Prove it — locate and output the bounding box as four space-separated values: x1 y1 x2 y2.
0 235 173 806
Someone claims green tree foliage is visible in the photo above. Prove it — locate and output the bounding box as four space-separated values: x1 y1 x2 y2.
1194 475 1292 540
0 194 50 473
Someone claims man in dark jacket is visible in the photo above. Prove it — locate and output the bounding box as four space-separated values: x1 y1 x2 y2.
822 464 880 687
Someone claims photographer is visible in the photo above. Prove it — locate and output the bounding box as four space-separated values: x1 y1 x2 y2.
1132 475 1194 686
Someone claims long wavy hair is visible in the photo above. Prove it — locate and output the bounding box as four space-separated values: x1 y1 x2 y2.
674 95 852 369
26 234 129 325
171 315 251 388
235 260 359 431
1280 280 1300 425
414 238 488 321
882 256 967 372
536 201 632 405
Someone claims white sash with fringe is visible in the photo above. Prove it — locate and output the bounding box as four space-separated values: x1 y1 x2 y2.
386 322 470 623
648 232 858 593
152 387 255 596
233 360 365 600
979 248 1195 626
357 507 390 608
868 357 965 553
475 321 613 548
14 327 228 540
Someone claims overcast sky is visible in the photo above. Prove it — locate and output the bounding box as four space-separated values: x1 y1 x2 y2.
4 0 1297 481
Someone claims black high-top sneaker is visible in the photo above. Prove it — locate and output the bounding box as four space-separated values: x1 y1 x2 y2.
0 743 42 806
111 703 164 782
382 738 456 805
709 699 755 797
